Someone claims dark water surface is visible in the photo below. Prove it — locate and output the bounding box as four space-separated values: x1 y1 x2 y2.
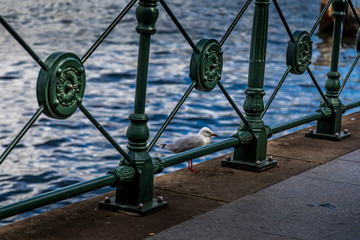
0 0 360 225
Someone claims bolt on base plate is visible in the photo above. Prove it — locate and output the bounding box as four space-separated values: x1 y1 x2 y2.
99 197 168 216
221 157 277 172
305 130 351 141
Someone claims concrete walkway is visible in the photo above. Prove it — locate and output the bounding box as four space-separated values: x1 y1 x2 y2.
150 150 360 240
1 112 360 240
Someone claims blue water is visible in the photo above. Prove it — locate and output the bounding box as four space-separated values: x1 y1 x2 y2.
1 0 360 225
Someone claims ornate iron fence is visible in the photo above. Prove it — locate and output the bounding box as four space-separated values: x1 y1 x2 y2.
1 0 360 218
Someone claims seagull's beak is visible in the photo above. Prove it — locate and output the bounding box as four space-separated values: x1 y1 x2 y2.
211 133 219 137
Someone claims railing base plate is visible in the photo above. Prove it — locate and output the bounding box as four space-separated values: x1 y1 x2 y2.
305 130 351 141
99 197 168 216
221 158 277 172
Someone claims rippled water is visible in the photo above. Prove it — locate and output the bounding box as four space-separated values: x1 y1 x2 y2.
0 0 360 225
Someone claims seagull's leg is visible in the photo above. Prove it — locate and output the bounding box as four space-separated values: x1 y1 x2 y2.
189 159 199 173
188 160 191 170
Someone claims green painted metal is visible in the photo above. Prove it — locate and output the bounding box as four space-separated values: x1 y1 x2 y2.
1 0 360 220
0 106 44 165
101 159 165 215
310 0 334 37
152 158 165 174
339 51 360 94
306 0 350 141
101 0 168 215
272 112 323 136
348 0 360 27
0 16 48 71
220 0 253 46
286 31 312 75
81 0 138 63
147 81 196 152
272 0 295 42
344 99 360 110
357 29 360 52
218 82 250 126
262 0 333 120
222 0 277 172
190 39 223 92
0 174 117 220
37 52 86 119
163 137 244 168
159 0 200 53
306 67 330 106
261 66 291 118
271 100 360 137
79 104 132 162
268 101 360 137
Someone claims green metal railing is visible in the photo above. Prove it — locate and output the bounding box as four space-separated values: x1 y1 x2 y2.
1 0 360 218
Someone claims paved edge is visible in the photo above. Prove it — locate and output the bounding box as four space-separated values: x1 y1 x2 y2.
1 112 360 240
149 150 360 240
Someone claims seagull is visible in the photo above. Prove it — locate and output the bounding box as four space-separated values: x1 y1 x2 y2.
159 127 218 172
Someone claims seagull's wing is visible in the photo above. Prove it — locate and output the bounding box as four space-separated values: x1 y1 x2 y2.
165 134 205 153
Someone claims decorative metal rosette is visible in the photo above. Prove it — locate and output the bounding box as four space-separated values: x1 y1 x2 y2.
286 31 312 75
190 39 223 92
37 52 86 119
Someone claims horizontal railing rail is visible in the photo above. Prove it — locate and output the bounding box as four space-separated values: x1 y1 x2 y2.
1 0 360 219
0 174 117 220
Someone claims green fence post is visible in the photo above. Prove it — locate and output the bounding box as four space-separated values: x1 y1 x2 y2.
222 0 276 171
99 0 167 215
306 0 350 141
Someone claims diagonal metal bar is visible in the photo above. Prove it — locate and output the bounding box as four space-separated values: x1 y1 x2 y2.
79 104 132 162
306 67 330 105
81 0 138 63
217 81 250 126
309 0 334 36
339 51 360 95
261 66 292 119
147 81 196 152
0 106 44 166
220 0 252 46
348 0 360 26
272 0 295 42
159 0 200 53
0 16 48 71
